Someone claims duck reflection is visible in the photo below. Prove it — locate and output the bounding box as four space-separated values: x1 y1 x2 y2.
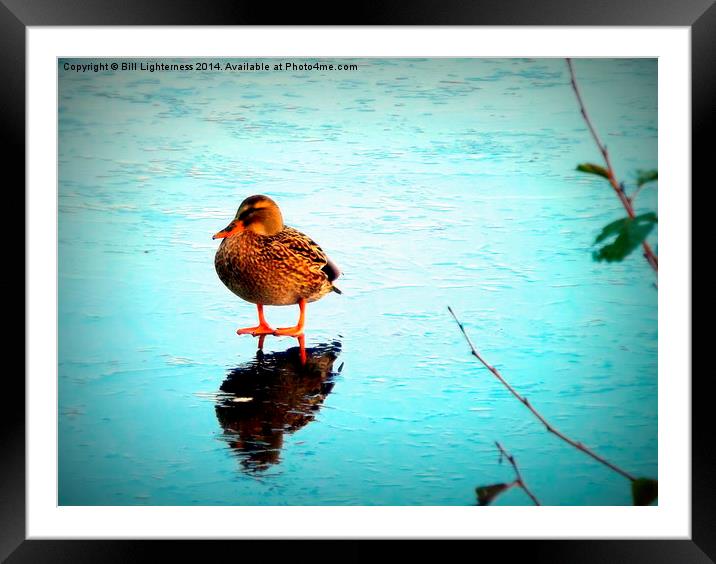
215 340 342 472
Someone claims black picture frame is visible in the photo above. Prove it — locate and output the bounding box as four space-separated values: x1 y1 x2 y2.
5 1 708 561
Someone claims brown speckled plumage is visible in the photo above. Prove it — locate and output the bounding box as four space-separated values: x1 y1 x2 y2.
214 196 341 307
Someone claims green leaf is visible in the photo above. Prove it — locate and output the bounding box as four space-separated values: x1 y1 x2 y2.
593 212 658 262
577 163 610 179
632 478 658 506
635 169 658 187
594 217 631 244
476 482 511 506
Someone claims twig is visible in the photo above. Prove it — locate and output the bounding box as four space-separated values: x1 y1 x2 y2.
448 306 637 482
566 58 658 273
495 441 541 505
629 182 652 205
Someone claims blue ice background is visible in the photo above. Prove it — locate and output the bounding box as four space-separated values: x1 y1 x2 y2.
58 58 657 505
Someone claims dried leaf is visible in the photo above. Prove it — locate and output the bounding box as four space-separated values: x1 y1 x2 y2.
577 163 610 179
476 482 511 506
632 478 658 506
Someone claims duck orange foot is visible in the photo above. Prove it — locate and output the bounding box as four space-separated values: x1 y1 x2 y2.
237 304 275 337
272 326 304 337
237 324 275 336
272 298 306 338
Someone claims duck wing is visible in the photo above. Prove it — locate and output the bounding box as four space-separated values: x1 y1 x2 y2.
271 226 341 285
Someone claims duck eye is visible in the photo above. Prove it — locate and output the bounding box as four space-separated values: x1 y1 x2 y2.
238 207 256 221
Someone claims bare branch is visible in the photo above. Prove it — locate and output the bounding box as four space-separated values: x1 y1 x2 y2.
448 306 637 482
629 182 653 205
566 58 658 274
495 441 541 505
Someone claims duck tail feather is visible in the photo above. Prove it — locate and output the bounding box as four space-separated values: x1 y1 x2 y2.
322 258 341 283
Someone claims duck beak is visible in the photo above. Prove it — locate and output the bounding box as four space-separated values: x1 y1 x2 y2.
213 220 243 239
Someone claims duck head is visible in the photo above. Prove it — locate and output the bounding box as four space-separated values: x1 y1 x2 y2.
213 195 284 239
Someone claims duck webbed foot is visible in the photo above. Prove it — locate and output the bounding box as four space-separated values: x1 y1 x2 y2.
273 299 306 337
237 304 275 337
237 324 275 336
273 326 304 337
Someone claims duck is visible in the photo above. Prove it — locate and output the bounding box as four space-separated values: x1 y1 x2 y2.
213 195 341 338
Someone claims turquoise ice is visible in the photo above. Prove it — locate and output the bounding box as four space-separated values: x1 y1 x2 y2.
59 58 657 505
